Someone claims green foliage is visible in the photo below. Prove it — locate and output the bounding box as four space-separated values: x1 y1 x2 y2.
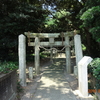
40 53 48 58
0 0 48 60
79 0 100 57
82 44 86 51
44 9 73 32
43 0 84 32
17 81 24 93
44 17 57 32
81 6 100 21
0 0 47 34
88 58 100 89
54 10 72 32
55 9 71 19
80 2 100 42
16 80 24 99
0 61 18 73
89 26 100 42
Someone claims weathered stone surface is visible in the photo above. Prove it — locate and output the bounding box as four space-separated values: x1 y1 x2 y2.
65 36 71 73
18 34 26 86
29 67 33 80
74 34 83 76
0 71 17 100
35 37 40 74
78 56 93 97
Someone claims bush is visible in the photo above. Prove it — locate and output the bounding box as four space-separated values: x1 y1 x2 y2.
88 58 100 89
0 61 18 73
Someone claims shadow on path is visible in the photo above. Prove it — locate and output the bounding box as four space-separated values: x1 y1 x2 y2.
33 58 78 100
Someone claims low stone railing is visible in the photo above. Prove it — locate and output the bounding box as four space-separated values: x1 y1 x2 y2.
0 70 17 100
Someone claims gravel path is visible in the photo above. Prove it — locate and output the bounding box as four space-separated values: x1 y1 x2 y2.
21 55 81 100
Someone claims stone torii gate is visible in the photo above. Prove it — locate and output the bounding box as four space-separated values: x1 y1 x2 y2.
18 31 83 86
25 32 74 74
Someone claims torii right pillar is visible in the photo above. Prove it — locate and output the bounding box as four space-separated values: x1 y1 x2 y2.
35 37 40 75
65 35 71 73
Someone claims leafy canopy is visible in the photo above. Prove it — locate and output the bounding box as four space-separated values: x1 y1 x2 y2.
80 1 100 42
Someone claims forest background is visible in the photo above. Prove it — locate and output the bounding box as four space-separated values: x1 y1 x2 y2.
0 0 100 61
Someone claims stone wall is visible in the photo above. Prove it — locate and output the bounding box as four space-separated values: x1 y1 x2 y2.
0 70 17 100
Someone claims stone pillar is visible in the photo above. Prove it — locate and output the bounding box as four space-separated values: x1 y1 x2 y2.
65 36 71 73
50 49 53 63
74 34 83 65
18 34 26 86
35 37 40 74
29 67 33 80
74 34 83 76
50 45 53 64
78 56 93 97
49 38 54 64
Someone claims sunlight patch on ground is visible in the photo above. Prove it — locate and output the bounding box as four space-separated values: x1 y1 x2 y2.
40 76 68 88
55 53 66 58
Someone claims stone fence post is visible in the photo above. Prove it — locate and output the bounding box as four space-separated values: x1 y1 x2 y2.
78 56 93 97
18 34 26 86
29 67 33 80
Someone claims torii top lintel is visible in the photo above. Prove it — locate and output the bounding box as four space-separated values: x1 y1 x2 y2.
24 30 79 47
24 31 79 38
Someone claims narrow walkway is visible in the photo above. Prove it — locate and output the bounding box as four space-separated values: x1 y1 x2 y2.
21 58 94 100
33 60 78 100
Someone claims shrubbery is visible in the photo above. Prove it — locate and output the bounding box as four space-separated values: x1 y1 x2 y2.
0 61 18 73
88 58 100 89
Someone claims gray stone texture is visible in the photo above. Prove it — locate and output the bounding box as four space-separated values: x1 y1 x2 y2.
35 37 40 74
33 67 78 100
65 36 71 73
74 34 83 76
78 56 93 97
18 34 26 86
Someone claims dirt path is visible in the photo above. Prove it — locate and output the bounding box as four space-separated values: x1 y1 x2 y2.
32 64 78 100
19 55 78 100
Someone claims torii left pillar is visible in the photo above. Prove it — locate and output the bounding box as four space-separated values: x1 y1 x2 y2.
18 34 26 86
35 37 40 74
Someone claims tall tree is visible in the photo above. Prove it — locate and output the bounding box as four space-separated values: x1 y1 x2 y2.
0 0 48 60
80 0 100 57
43 0 84 31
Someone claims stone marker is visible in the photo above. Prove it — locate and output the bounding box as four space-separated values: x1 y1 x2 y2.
18 34 26 86
78 56 93 97
74 66 77 76
35 37 40 74
29 67 33 80
74 34 83 76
